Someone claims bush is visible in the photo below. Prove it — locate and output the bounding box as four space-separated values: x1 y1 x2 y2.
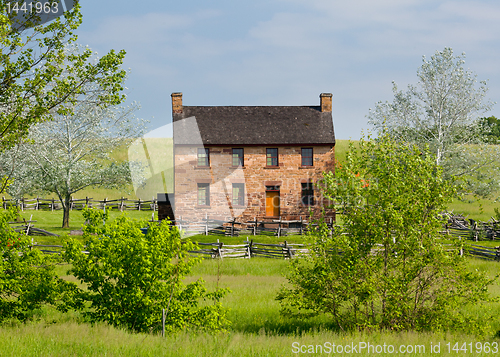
277 133 495 334
64 208 230 333
0 209 75 322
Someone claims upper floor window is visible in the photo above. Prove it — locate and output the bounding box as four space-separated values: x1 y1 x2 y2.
197 148 209 167
197 183 210 206
232 183 245 206
232 148 244 166
301 148 313 166
266 148 278 166
301 182 315 206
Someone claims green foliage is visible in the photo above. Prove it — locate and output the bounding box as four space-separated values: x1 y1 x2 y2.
64 208 230 333
0 208 77 322
479 116 500 144
0 3 127 153
0 42 145 228
368 48 500 197
278 133 496 333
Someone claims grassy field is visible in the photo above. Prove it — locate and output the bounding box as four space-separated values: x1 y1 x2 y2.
0 257 499 356
2 140 500 355
17 209 156 242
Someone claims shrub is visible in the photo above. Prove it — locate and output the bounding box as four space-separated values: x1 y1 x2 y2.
0 209 75 322
277 133 495 334
64 208 229 333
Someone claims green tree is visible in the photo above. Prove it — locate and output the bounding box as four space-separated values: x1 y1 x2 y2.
478 116 500 144
0 208 77 322
277 133 494 333
64 208 230 333
368 48 500 197
0 48 147 228
0 2 126 155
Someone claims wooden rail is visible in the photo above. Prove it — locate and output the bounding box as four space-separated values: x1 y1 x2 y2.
170 215 334 237
1 196 158 212
24 238 500 262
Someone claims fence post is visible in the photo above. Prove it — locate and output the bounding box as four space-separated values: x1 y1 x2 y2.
36 197 39 210
21 197 24 211
51 198 54 211
138 198 141 211
253 217 257 236
277 216 282 238
231 219 235 237
284 240 293 259
179 216 182 232
205 213 209 235
162 308 165 337
246 238 251 259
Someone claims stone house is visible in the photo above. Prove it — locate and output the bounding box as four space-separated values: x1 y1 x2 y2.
166 92 336 222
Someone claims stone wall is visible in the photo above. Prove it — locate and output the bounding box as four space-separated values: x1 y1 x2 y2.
174 145 335 222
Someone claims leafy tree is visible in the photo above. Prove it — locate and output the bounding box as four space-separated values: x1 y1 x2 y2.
64 208 230 333
478 116 500 144
0 2 126 153
368 48 500 197
0 208 77 322
277 133 495 333
0 46 146 228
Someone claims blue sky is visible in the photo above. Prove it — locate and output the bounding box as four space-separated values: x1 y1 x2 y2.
76 0 500 139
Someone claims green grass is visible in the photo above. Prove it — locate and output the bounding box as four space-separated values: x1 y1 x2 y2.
2 140 500 355
334 139 358 164
1 257 499 356
15 209 156 244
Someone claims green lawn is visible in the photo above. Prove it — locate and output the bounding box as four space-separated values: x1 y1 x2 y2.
0 257 499 356
16 209 156 244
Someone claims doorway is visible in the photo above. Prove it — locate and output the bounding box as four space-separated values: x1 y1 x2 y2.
265 186 280 217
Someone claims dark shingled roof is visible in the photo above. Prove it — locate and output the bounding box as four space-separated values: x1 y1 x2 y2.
173 106 335 146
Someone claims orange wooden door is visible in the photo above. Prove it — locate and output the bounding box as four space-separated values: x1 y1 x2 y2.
266 191 280 217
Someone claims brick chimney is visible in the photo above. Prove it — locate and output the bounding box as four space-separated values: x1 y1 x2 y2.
171 92 183 114
320 93 332 112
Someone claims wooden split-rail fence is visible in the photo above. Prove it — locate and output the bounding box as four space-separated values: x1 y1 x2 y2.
1 196 158 212
26 237 500 262
442 212 500 241
189 240 309 259
170 215 335 237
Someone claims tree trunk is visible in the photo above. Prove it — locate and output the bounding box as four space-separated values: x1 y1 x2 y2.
62 195 71 228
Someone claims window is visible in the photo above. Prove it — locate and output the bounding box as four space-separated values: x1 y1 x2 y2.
197 148 209 167
301 182 314 206
301 148 313 166
197 183 210 206
232 148 244 166
232 183 245 206
266 148 278 166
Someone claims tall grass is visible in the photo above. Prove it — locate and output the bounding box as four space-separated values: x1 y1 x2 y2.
1 257 499 356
